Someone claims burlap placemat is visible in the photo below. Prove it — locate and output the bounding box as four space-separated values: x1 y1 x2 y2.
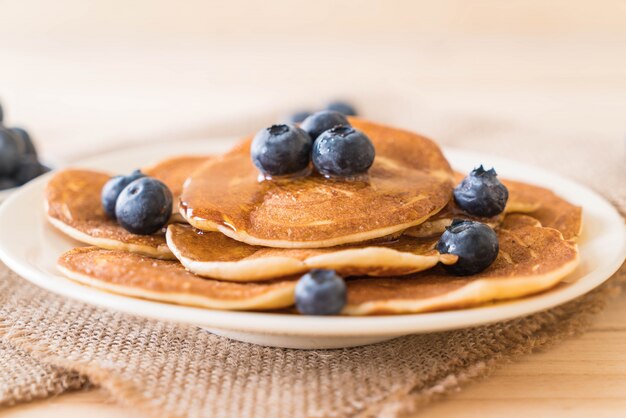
0 113 624 417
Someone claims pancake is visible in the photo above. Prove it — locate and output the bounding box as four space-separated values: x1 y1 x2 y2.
166 223 457 281
45 169 175 259
57 247 297 310
180 118 454 248
405 174 581 240
142 155 211 218
500 213 542 229
504 179 582 240
405 199 502 238
343 215 579 315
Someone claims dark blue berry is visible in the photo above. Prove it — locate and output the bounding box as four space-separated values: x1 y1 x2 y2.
251 124 313 177
283 110 312 124
115 177 173 235
10 127 37 157
325 101 357 116
0 177 17 190
0 128 19 176
295 269 347 315
454 166 509 217
101 170 145 219
312 126 375 177
300 110 350 140
437 220 499 276
13 155 43 185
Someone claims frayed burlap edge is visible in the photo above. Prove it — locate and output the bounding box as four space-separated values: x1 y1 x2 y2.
1 269 623 418
0 329 162 417
0 340 90 407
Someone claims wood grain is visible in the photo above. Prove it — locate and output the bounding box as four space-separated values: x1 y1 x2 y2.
0 1 625 416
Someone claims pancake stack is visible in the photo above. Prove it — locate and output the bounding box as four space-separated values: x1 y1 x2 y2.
46 118 582 315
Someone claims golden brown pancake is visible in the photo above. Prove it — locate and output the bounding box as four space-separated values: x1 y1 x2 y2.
405 199 502 238
343 215 579 315
404 173 581 240
166 223 457 281
504 179 582 240
180 118 454 248
142 155 211 216
500 213 542 229
45 169 174 259
57 247 297 310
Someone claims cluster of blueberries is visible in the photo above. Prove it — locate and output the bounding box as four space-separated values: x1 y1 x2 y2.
101 97 509 316
440 165 509 276
0 103 49 190
252 108 374 179
101 170 173 235
294 166 509 315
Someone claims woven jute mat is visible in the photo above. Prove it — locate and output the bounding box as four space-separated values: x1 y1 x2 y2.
0 113 624 417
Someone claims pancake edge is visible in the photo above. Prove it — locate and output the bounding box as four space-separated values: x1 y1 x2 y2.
56 262 297 311
166 225 457 281
342 247 580 315
47 214 176 260
182 208 445 249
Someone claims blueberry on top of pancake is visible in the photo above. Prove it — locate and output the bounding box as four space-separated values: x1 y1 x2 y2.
180 118 454 248
454 166 509 217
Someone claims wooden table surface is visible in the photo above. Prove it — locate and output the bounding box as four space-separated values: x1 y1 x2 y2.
0 1 625 416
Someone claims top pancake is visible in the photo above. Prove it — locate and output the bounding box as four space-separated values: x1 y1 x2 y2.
180 118 454 248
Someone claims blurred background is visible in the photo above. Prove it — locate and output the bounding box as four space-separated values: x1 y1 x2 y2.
0 0 624 160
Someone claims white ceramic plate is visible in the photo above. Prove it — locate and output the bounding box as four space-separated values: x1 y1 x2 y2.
0 139 624 349
0 188 13 203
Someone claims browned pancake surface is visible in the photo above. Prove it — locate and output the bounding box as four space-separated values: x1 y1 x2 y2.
143 155 211 210
345 216 578 314
45 169 169 249
58 247 297 303
407 173 582 240
167 223 452 278
181 118 454 247
504 179 582 240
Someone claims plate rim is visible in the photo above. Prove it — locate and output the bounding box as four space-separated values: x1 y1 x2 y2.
0 141 624 338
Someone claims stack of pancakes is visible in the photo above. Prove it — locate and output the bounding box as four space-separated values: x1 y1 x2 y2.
46 118 582 315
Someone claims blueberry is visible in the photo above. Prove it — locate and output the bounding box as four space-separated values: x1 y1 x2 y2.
312 126 375 177
115 177 173 235
454 166 509 217
0 177 17 190
10 127 37 156
13 155 44 185
251 124 313 177
101 170 145 219
325 101 357 116
283 110 312 124
0 128 19 176
295 269 347 315
300 110 350 140
437 220 499 276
